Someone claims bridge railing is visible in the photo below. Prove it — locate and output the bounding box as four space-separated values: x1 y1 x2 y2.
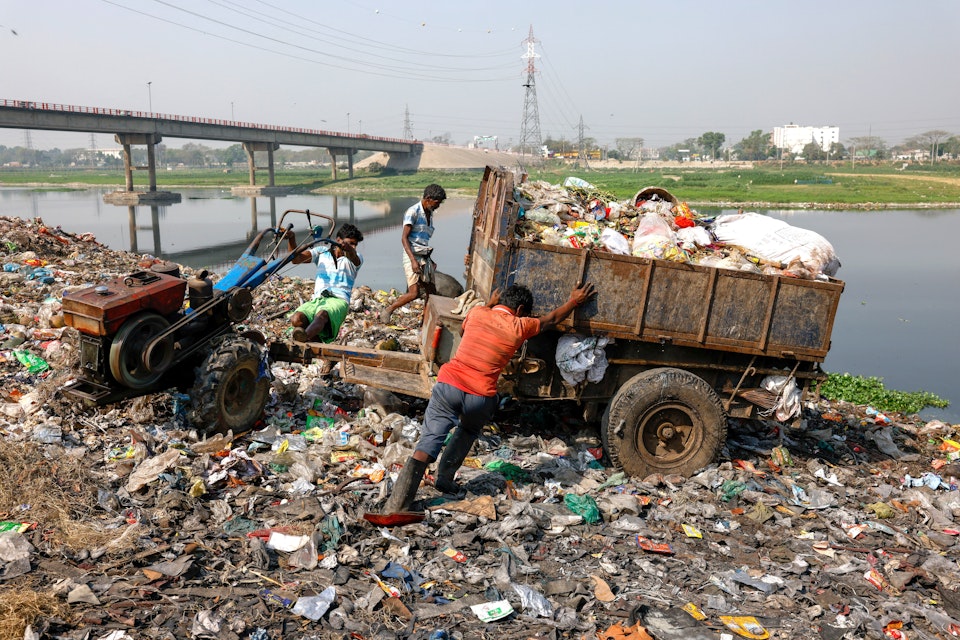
0 98 418 145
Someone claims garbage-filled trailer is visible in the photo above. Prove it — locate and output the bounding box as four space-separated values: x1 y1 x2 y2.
283 166 846 477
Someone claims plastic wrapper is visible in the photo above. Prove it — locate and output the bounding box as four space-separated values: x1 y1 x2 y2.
511 582 553 617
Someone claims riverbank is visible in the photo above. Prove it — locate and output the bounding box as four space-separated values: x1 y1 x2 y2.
6 161 960 207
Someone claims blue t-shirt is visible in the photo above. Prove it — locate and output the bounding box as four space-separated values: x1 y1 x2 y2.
310 245 362 300
403 201 434 252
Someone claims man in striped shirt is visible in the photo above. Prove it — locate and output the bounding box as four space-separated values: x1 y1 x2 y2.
379 183 446 324
286 223 364 343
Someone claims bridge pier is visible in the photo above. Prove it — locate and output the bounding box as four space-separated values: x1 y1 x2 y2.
231 142 289 196
104 133 181 204
328 147 355 180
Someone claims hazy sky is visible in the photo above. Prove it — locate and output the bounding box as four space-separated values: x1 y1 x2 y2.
2 0 959 152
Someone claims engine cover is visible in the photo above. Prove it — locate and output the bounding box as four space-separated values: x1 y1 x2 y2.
63 271 187 336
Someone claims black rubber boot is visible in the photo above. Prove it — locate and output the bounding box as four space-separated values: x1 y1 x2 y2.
435 429 476 495
382 457 428 514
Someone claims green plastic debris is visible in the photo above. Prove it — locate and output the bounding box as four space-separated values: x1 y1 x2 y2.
719 479 746 502
564 493 600 524
484 459 527 482
598 471 628 489
14 350 49 374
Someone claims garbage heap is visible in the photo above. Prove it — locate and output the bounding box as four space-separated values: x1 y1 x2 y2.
1 216 959 640
516 179 841 281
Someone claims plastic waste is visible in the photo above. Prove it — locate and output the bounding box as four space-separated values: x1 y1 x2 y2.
511 582 553 617
470 599 514 622
291 586 336 621
14 350 49 374
563 493 600 523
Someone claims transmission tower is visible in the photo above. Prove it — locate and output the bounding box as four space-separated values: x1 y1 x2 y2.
23 130 32 151
403 104 414 140
89 133 97 167
518 25 542 163
576 115 591 171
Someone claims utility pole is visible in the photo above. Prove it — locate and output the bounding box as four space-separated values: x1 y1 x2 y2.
576 115 590 171
403 104 414 140
518 25 543 165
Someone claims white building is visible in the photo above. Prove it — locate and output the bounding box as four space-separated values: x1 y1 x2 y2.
772 124 840 155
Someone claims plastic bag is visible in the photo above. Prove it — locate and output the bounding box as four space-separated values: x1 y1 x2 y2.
599 228 630 255
563 493 600 524
760 375 801 421
711 212 840 277
632 213 678 260
291 586 336 621
555 334 611 385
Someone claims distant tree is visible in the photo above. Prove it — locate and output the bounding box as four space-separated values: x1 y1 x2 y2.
697 131 725 160
905 130 951 162
847 136 887 161
735 130 773 161
943 136 960 158
429 133 453 145
802 141 823 161
615 137 643 161
606 149 622 161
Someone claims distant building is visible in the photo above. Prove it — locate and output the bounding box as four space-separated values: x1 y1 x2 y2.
772 124 839 154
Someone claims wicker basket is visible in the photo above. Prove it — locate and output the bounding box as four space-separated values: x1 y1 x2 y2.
633 186 679 207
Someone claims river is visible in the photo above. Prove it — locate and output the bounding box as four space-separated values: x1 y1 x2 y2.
1 186 957 423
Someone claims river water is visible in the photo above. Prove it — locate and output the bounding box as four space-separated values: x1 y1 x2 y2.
1 186 957 423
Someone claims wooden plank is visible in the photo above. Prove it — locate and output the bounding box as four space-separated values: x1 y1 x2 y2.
341 362 433 399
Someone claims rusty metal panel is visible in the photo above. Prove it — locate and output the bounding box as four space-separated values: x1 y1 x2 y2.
766 279 842 358
640 262 712 338
705 271 772 344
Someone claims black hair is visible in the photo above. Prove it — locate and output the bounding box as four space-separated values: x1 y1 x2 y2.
500 285 533 313
336 223 364 242
423 184 446 201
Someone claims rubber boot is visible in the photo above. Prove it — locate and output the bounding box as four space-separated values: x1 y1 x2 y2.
434 429 476 496
382 457 428 514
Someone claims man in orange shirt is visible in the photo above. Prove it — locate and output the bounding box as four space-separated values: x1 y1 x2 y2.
382 281 596 514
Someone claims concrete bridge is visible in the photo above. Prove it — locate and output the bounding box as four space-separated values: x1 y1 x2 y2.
0 98 422 202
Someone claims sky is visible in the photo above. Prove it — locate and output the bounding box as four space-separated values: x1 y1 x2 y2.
2 0 959 152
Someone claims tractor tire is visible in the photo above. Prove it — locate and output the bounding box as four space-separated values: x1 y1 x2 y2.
188 334 270 436
602 368 726 478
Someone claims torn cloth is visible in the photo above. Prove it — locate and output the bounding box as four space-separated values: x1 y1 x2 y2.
556 334 610 385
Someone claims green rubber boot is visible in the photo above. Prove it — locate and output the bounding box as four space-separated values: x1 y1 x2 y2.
435 429 476 496
382 457 428 514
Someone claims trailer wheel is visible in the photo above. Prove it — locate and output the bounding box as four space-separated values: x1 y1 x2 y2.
188 335 270 435
602 368 726 478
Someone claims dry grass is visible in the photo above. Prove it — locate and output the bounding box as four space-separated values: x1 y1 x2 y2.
0 586 69 638
0 440 128 551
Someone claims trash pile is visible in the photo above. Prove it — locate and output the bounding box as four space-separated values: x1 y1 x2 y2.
516 179 841 281
1 215 959 640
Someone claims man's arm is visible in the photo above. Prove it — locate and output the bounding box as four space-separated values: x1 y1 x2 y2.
537 283 595 332
400 224 420 273
284 230 313 264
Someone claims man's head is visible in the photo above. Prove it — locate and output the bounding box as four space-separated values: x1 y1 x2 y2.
336 223 364 252
422 184 446 212
500 285 534 317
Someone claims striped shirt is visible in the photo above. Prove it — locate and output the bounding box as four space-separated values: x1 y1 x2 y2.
309 245 362 301
402 201 434 252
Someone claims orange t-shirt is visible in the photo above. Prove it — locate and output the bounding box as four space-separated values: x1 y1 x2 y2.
437 305 541 397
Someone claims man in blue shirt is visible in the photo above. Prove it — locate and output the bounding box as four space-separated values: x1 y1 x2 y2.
286 223 364 343
379 183 446 324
